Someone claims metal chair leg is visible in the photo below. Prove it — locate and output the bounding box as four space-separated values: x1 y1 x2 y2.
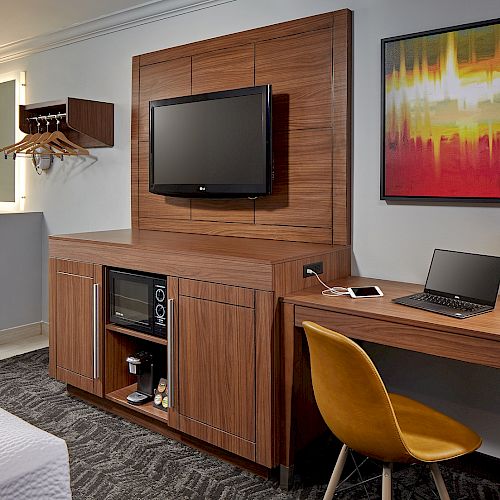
382 463 392 500
324 444 349 500
429 463 451 500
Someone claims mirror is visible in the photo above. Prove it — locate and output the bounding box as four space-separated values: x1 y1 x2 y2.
0 79 16 202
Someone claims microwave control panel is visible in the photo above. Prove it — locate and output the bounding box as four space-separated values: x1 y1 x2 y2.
154 281 166 334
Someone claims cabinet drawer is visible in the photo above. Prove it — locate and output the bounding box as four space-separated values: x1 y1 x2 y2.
179 279 254 308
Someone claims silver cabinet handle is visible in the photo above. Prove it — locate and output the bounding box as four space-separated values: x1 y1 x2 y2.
93 283 99 379
167 298 174 408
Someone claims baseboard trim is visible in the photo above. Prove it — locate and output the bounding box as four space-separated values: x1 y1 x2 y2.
0 322 45 344
41 321 49 336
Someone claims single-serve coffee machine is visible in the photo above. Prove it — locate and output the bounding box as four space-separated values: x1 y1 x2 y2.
126 351 155 405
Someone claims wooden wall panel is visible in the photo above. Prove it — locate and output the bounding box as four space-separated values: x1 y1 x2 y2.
140 13 334 67
190 200 255 224
132 10 352 245
332 9 352 246
139 57 191 142
138 142 191 220
255 29 332 131
255 129 332 229
192 44 254 94
191 44 256 223
131 56 140 229
139 218 332 244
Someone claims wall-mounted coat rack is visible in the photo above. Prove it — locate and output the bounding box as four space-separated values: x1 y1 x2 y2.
19 97 114 148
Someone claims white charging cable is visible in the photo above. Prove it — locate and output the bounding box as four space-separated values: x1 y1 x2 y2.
306 268 350 297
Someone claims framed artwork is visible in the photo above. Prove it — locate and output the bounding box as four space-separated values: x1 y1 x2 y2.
381 19 500 202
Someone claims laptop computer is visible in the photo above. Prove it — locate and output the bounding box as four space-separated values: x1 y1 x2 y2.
394 249 500 319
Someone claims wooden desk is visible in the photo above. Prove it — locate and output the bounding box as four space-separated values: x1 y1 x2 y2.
279 276 500 487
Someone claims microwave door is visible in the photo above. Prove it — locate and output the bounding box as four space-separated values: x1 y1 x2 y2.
110 271 154 333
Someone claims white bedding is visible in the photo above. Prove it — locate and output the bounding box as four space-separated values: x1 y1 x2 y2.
0 407 72 499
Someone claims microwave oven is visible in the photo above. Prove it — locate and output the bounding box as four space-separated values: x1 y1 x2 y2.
109 269 167 339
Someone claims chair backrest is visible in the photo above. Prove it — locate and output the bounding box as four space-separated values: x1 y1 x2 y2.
303 321 413 462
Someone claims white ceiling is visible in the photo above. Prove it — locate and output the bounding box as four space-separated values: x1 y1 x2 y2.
0 0 161 47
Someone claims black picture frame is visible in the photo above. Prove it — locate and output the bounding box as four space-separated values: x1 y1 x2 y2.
380 18 500 203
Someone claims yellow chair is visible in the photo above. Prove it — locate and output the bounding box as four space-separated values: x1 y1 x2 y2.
302 321 482 500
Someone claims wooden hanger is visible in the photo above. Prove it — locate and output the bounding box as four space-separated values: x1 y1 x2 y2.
1 115 89 159
0 134 32 153
44 131 89 155
1 118 40 154
20 119 61 160
30 116 89 157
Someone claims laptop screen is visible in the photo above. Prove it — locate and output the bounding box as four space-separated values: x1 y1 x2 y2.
425 250 500 306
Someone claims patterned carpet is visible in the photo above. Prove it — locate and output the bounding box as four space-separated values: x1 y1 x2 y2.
0 348 499 499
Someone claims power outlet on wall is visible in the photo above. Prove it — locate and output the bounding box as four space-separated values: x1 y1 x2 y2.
303 261 324 278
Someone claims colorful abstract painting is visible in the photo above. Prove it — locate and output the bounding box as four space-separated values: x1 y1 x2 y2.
381 20 500 200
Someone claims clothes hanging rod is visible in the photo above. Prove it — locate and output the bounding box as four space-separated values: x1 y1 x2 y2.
27 113 67 121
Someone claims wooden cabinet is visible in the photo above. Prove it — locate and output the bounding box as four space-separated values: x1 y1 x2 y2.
49 229 351 470
49 258 103 397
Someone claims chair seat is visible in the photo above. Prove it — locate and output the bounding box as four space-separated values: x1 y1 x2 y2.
389 393 482 462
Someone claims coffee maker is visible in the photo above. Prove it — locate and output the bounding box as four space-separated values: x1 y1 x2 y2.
126 351 155 405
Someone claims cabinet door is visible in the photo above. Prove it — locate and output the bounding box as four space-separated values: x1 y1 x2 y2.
50 259 103 396
176 294 256 460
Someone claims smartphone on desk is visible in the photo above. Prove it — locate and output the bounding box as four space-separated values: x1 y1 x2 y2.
347 286 383 299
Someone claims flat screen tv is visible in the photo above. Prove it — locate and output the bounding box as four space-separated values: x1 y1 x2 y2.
149 85 272 198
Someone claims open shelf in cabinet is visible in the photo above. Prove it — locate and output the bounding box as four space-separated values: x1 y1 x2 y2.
106 323 167 346
104 327 169 423
106 383 169 423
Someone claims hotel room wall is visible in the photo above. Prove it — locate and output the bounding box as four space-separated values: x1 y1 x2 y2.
0 212 42 331
0 0 498 455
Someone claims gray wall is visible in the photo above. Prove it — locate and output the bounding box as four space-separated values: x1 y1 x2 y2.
0 212 42 330
0 80 15 202
0 0 499 455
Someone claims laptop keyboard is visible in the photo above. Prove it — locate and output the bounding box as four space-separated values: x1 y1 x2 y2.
407 293 483 312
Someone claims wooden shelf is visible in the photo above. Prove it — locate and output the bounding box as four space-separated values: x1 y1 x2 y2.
106 323 167 345
106 384 169 424
19 98 114 148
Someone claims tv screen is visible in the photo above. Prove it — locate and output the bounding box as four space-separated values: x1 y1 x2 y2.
149 85 272 198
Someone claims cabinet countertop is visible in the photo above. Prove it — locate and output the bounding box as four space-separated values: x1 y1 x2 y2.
49 228 348 265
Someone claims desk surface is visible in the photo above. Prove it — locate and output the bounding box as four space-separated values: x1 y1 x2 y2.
283 276 500 344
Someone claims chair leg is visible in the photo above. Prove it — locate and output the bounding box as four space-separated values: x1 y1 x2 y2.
382 463 392 500
323 444 349 500
429 463 451 500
